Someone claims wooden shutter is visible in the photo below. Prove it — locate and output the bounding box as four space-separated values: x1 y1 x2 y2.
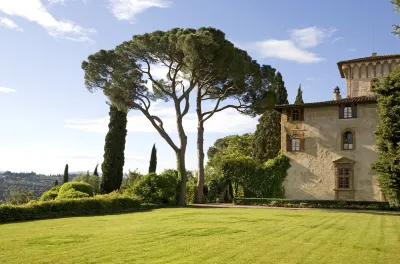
300 108 304 121
352 104 357 118
286 134 292 152
339 105 344 119
287 109 292 121
300 133 305 152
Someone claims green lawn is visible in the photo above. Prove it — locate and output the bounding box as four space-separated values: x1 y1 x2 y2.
0 207 399 264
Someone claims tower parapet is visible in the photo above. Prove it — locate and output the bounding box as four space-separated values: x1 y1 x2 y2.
337 53 400 98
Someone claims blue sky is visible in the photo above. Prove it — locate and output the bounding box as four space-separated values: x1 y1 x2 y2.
0 0 399 175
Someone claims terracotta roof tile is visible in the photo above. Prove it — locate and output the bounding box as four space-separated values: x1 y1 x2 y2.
337 54 400 77
275 96 377 109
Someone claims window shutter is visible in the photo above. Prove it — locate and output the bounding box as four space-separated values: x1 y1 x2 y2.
286 134 292 152
300 108 304 121
352 104 357 118
287 109 292 121
339 105 344 119
300 133 305 152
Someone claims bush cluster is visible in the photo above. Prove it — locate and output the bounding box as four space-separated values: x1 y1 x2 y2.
40 182 94 201
40 186 61 201
0 195 154 223
233 198 398 211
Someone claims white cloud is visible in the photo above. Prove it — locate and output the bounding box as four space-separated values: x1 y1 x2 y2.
65 106 257 134
48 0 66 5
305 77 315 81
332 37 344 44
290 26 336 48
0 87 17 93
253 40 324 64
0 0 96 43
108 0 171 22
0 17 23 31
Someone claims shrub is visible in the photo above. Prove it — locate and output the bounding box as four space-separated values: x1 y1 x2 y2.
40 186 61 201
57 190 90 200
0 195 154 223
72 173 100 194
58 182 94 197
233 198 398 211
131 173 179 204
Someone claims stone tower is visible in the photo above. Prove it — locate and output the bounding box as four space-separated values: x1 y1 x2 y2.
337 53 400 98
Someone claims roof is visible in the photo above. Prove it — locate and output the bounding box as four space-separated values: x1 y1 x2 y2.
275 96 377 109
337 54 400 78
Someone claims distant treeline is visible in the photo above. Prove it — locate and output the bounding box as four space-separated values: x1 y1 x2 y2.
0 171 79 203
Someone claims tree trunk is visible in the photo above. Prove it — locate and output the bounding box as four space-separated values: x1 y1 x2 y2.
176 150 187 205
196 88 205 203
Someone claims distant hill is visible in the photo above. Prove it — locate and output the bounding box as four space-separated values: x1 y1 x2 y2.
0 171 84 203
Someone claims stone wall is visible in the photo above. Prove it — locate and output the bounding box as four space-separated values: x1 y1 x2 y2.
281 103 383 201
342 59 400 97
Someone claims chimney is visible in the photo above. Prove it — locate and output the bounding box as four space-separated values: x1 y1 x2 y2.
333 86 341 101
372 52 377 57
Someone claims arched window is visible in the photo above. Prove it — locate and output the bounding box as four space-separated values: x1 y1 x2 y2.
344 106 352 119
292 134 300 152
343 131 354 150
292 110 300 121
371 78 379 90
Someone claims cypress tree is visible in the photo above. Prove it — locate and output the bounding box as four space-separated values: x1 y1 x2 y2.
148 143 157 173
275 72 289 105
294 84 304 104
252 72 289 163
372 66 400 205
93 164 99 176
100 105 128 194
55 180 59 186
63 164 69 184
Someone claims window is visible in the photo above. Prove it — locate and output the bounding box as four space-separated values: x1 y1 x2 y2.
339 104 357 119
344 106 352 119
338 167 351 189
292 110 300 121
292 134 300 152
343 131 354 150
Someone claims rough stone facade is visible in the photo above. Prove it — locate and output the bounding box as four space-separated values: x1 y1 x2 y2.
281 104 382 201
279 54 400 201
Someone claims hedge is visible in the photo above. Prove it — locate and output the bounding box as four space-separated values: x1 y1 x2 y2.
233 198 398 211
0 195 158 223
59 182 94 197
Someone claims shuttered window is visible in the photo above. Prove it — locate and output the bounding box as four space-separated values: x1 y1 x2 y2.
339 104 357 119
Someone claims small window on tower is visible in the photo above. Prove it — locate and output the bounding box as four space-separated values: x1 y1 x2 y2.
371 78 379 90
292 110 300 121
344 106 352 118
292 134 300 152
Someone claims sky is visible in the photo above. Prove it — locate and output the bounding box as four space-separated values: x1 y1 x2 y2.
0 0 399 175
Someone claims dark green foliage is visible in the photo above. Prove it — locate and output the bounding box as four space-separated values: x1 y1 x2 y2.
132 173 179 205
63 164 69 184
101 105 128 194
54 180 58 186
93 164 99 176
393 0 400 37
0 171 63 203
73 173 100 194
220 154 291 198
294 84 304 104
252 110 282 163
59 182 94 197
40 186 61 201
148 144 157 173
233 198 396 211
185 173 197 204
6 189 36 205
0 195 148 223
372 65 400 205
121 169 143 190
274 72 289 105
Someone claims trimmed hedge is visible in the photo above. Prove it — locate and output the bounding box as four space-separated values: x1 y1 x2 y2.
233 198 398 211
40 186 61 201
59 182 94 197
56 190 90 200
0 195 157 223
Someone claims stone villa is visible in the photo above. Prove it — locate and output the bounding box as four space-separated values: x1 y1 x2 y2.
277 53 400 201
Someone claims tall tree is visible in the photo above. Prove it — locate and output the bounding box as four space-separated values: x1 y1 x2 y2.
100 105 127 193
252 71 289 163
93 164 99 176
294 84 304 104
193 29 272 203
372 65 400 205
148 144 157 173
63 164 68 184
82 28 262 205
54 180 59 186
